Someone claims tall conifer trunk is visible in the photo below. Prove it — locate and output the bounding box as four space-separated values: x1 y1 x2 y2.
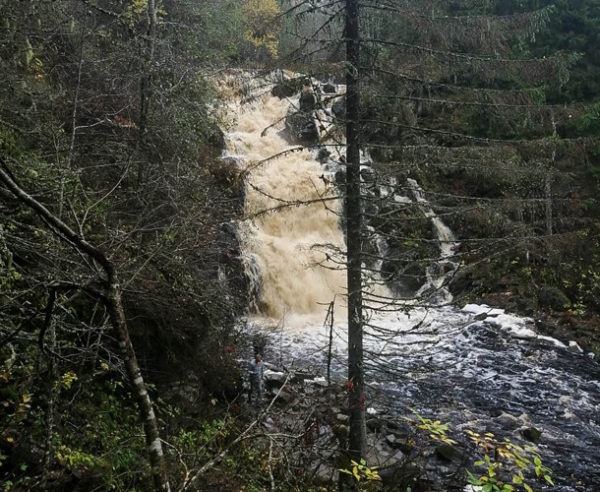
345 0 366 462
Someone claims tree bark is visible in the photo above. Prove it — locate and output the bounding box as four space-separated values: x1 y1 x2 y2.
0 161 171 492
345 0 366 463
137 0 158 185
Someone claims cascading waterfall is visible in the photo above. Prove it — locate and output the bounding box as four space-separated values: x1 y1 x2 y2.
221 72 348 324
218 71 600 490
407 178 459 304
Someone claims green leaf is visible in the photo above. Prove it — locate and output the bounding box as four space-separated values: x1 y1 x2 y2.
523 484 533 492
466 470 481 485
544 474 554 485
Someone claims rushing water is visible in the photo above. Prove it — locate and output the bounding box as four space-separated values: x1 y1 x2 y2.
220 71 600 490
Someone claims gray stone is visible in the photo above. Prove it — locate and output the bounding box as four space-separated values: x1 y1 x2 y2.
435 443 459 462
522 426 542 443
317 147 331 163
271 76 307 98
385 434 397 446
322 82 336 93
275 390 295 404
285 111 319 145
332 99 345 119
299 89 317 112
367 418 383 432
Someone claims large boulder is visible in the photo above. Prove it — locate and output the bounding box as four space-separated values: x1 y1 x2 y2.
299 88 317 112
332 98 345 119
285 110 319 145
271 76 309 98
383 261 427 298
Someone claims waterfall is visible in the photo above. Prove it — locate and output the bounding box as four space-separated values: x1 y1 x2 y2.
221 72 347 323
220 72 455 319
407 178 459 303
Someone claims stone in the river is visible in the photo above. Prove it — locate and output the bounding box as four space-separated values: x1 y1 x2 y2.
522 427 542 443
285 111 319 145
317 147 331 163
367 418 383 432
322 82 336 94
299 88 317 112
332 99 345 119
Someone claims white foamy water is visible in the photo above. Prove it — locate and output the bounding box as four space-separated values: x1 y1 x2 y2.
221 72 347 323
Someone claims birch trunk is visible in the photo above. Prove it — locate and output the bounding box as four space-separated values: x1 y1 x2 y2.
0 162 171 492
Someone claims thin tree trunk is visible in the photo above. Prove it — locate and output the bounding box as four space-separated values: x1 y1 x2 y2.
59 38 84 218
42 290 58 478
104 279 170 491
345 0 366 463
546 113 557 238
137 0 158 185
0 162 171 492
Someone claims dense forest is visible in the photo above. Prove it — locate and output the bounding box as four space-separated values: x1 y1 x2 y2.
1 0 599 491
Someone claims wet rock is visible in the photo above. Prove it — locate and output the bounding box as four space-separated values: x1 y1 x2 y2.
322 82 336 93
317 147 331 163
207 124 226 152
332 99 345 119
285 111 319 145
388 262 427 297
522 427 542 443
496 413 521 431
275 390 295 404
271 76 307 98
360 167 375 182
435 443 459 462
379 461 422 489
264 370 286 391
367 418 383 432
299 88 317 112
568 340 584 353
